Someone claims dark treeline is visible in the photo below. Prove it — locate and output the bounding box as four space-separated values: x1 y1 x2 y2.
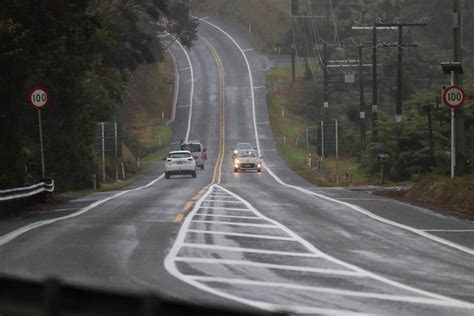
0 0 197 189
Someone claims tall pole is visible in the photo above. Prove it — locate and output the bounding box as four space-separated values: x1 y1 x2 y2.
323 42 329 119
396 25 403 123
453 0 465 175
372 26 378 137
101 122 105 181
114 122 118 182
451 71 455 179
359 45 366 147
38 110 45 179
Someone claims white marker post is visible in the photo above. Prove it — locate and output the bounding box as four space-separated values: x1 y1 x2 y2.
28 87 49 179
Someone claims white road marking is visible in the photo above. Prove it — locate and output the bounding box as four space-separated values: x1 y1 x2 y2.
187 229 295 241
181 243 320 257
189 277 474 309
203 199 244 203
242 48 254 52
177 104 190 108
191 220 278 228
176 257 364 276
178 67 191 71
193 214 262 220
174 39 194 142
253 85 265 89
199 206 252 212
201 17 474 257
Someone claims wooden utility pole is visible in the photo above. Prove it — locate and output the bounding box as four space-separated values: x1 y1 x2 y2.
359 45 366 147
372 26 378 138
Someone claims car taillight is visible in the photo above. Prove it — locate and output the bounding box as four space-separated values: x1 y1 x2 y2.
166 159 173 163
200 152 205 160
188 158 194 161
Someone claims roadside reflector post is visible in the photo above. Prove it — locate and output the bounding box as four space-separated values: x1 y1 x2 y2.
137 157 140 170
121 162 126 180
93 174 97 191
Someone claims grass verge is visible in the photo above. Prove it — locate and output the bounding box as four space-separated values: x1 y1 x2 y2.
266 64 379 187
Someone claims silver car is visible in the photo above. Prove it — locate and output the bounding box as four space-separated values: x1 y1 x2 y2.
233 149 262 173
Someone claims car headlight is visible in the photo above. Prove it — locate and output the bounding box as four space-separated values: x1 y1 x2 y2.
234 159 240 164
233 150 238 154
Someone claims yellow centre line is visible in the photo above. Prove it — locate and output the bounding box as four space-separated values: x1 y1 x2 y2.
176 35 226 223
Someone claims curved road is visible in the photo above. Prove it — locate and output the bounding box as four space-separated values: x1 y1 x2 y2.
1 16 474 315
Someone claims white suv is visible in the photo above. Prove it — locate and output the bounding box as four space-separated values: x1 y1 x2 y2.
164 151 197 179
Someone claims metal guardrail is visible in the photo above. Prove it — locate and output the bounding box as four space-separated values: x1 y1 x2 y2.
0 179 54 217
0 276 287 316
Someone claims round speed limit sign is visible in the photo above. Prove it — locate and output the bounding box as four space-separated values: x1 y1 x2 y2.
443 86 466 109
28 87 49 110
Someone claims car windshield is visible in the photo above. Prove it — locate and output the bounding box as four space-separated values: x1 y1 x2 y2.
169 152 191 159
2 1 473 315
181 144 201 152
237 143 253 149
238 150 257 157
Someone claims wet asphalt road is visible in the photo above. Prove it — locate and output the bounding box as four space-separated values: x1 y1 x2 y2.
1 16 474 315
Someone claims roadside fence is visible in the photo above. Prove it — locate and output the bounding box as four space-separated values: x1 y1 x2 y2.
0 179 54 218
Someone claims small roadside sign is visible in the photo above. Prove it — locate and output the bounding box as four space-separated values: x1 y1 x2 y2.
442 85 466 109
28 87 49 110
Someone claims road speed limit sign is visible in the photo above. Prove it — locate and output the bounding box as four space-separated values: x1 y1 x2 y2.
443 86 466 109
28 87 49 110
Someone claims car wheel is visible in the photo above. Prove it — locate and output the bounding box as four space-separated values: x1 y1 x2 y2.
200 164 204 170
233 168 238 173
192 171 196 178
165 173 170 179
257 168 262 173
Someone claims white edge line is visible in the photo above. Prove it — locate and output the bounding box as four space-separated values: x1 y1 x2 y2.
174 39 194 142
0 174 164 247
167 45 179 123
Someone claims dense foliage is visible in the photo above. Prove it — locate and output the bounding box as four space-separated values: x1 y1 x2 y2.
0 0 197 189
286 0 474 180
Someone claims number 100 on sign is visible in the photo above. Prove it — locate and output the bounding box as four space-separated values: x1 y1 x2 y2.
28 87 49 110
443 86 466 109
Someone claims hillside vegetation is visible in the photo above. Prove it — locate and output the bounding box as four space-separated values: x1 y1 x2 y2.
0 1 197 190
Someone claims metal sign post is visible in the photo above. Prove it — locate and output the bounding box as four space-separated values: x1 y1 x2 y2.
28 87 49 179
